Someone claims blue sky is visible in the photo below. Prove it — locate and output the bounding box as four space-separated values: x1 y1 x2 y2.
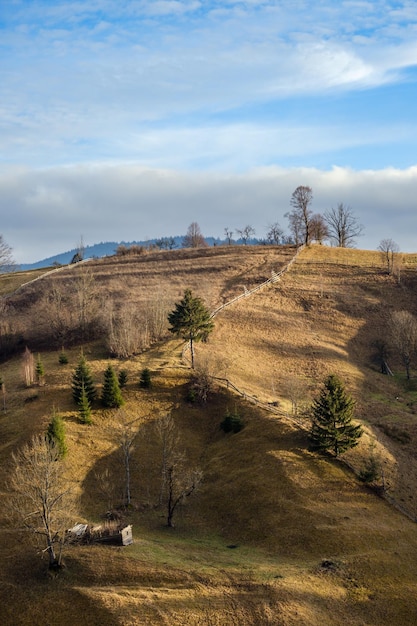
1 0 417 262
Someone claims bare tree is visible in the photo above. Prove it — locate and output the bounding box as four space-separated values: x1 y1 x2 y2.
182 222 208 248
286 186 313 245
9 435 75 570
309 214 329 244
43 285 73 346
166 459 202 528
266 222 284 245
224 227 234 245
236 225 255 245
378 238 400 274
155 412 179 506
116 409 139 507
0 234 15 272
283 376 310 416
390 310 417 379
72 266 101 340
107 301 147 358
154 413 202 526
324 203 363 248
22 346 35 387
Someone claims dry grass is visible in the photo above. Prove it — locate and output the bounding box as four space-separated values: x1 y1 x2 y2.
2 244 417 624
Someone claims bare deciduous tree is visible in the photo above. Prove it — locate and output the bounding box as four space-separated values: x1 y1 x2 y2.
284 376 310 416
107 301 147 358
266 222 284 245
9 435 75 570
116 409 139 507
224 228 234 245
22 346 35 387
0 234 15 272
286 186 313 245
236 225 255 244
309 214 329 244
166 459 203 528
155 412 179 506
154 413 202 526
72 266 101 340
324 203 363 248
378 238 400 274
390 310 417 379
182 222 208 248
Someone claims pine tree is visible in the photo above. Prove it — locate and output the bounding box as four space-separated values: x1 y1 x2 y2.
78 382 92 425
71 354 96 406
139 367 151 389
168 289 214 368
101 364 124 408
46 411 68 458
309 374 362 457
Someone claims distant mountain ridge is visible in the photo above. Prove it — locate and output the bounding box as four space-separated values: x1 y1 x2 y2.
18 236 233 270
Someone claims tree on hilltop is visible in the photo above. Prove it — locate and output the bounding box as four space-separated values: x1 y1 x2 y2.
309 374 362 457
236 225 255 244
286 186 313 245
168 289 214 368
324 204 363 248
182 222 208 248
378 238 400 275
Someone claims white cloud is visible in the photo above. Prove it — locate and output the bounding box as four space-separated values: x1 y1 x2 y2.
2 164 417 263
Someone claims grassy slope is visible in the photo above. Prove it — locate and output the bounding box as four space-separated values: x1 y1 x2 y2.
1 245 417 625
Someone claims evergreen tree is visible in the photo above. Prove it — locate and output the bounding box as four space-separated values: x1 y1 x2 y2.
139 367 151 389
71 354 96 406
101 364 124 408
220 407 244 434
36 353 45 385
78 382 92 425
309 374 362 457
168 289 214 368
118 369 128 388
58 349 68 365
46 411 67 458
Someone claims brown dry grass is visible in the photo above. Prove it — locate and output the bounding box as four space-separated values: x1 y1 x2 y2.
1 244 417 625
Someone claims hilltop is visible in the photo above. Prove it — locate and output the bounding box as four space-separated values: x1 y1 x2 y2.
1 244 417 625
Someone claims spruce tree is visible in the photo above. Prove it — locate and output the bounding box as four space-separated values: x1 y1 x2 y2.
46 411 67 458
118 369 128 389
101 364 124 408
71 354 96 406
168 289 214 368
139 367 151 389
78 382 92 425
309 374 362 457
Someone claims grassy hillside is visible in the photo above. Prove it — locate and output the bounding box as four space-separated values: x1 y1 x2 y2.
1 244 417 625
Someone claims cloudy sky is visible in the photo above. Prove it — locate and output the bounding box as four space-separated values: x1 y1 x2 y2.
2 0 417 263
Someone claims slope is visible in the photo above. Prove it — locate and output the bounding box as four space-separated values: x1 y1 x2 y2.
1 244 417 625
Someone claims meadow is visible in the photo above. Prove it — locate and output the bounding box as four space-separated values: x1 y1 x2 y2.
1 244 417 625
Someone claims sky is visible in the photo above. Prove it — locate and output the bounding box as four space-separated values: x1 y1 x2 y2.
1 0 417 263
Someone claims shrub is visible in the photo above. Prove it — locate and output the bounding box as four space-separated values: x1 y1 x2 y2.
221 408 244 434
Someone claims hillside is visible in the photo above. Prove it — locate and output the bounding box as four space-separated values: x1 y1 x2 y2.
1 244 417 625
